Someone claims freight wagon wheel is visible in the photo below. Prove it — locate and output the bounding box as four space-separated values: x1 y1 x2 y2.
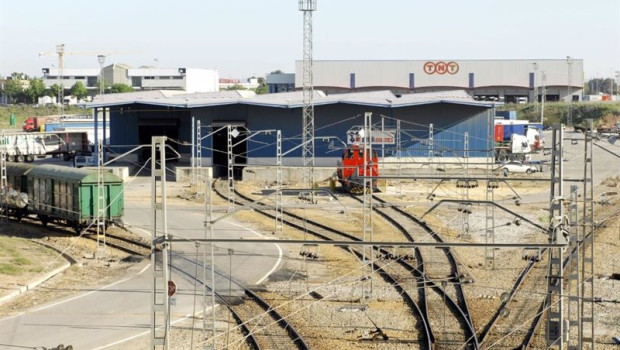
16 155 25 162
40 216 49 227
7 155 15 162
73 223 83 234
26 155 34 162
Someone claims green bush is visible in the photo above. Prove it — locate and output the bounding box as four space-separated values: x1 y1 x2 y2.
497 102 620 127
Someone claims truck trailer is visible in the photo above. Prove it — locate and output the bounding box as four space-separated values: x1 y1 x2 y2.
494 120 543 162
1 131 90 162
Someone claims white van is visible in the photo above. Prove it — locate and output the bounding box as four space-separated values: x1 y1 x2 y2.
74 155 96 168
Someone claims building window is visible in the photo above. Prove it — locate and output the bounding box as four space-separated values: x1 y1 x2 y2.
173 76 183 80
159 76 171 80
144 76 155 80
131 77 141 87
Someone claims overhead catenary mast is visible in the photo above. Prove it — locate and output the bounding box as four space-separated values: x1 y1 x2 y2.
299 0 316 197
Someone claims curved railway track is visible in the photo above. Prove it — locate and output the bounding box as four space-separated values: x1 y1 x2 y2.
8 216 307 350
172 253 310 350
349 194 479 349
212 181 439 349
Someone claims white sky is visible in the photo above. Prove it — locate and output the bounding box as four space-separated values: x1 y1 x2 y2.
1 0 618 80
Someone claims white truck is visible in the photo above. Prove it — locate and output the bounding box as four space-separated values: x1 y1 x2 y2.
495 126 543 162
1 132 62 162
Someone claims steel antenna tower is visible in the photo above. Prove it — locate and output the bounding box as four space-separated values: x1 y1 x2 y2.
299 0 316 199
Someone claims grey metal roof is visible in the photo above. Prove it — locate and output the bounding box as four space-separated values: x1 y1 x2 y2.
86 89 496 109
26 164 123 184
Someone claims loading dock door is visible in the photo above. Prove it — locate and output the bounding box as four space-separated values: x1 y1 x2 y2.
212 124 247 179
138 119 179 162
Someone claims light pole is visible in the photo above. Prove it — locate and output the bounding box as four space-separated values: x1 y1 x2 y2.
615 71 620 99
540 71 547 126
532 63 539 111
97 55 106 95
566 56 573 126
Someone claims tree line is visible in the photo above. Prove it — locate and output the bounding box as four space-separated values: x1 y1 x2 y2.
0 72 134 104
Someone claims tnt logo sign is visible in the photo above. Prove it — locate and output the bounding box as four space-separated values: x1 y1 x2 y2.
423 61 459 75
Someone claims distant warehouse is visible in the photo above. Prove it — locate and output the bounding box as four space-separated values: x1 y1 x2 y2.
288 59 583 103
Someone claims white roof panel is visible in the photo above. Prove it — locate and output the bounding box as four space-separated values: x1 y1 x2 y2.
86 89 494 109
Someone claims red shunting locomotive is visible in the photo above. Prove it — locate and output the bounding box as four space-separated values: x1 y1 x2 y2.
336 143 379 194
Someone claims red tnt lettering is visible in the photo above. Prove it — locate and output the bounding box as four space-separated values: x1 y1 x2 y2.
435 62 447 75
423 62 436 74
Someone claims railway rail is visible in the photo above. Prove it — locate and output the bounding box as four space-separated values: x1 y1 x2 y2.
8 215 306 350
349 194 479 349
212 180 438 349
172 253 310 350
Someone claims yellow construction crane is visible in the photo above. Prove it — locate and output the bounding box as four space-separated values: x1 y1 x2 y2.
39 44 134 101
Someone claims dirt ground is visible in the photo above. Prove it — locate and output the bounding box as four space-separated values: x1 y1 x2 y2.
1 174 618 349
0 223 143 318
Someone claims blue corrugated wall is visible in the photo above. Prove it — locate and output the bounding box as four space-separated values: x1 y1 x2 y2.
108 102 492 161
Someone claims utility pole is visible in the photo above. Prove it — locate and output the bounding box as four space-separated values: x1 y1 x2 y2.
532 63 539 112
566 56 573 126
299 0 317 199
98 55 106 95
580 119 595 349
0 131 7 224
541 71 547 126
95 140 106 257
546 125 568 349
362 112 373 299
151 136 171 349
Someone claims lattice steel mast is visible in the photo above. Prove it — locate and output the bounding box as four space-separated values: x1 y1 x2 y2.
299 0 316 196
95 140 106 255
580 119 595 349
546 125 568 349
362 112 374 299
151 137 171 349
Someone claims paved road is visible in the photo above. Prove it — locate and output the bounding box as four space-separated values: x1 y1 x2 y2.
515 131 620 205
0 177 283 349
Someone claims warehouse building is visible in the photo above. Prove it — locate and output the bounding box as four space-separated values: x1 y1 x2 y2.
88 89 494 179
42 66 219 93
291 59 583 103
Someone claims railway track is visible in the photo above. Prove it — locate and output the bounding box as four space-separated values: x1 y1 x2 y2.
212 180 437 349
348 194 479 349
10 215 306 350
172 253 310 350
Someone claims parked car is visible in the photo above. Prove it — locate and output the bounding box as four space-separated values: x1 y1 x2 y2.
497 161 538 176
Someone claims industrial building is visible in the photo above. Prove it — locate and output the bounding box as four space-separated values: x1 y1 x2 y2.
42 66 219 93
87 89 494 178
289 59 583 103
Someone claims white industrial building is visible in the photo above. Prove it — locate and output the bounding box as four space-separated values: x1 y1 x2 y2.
42 66 219 93
294 59 584 103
